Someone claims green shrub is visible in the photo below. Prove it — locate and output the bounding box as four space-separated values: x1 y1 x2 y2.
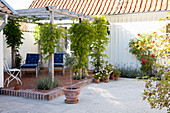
36 77 59 90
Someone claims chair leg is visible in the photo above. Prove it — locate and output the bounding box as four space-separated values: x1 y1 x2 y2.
63 67 65 76
20 71 22 78
36 67 38 78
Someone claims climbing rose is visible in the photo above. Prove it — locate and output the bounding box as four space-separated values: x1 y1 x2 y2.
142 60 145 63
152 55 155 57
138 34 140 36
142 57 144 60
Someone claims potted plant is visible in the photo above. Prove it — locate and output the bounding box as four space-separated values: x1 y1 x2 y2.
93 72 102 83
63 55 81 104
113 66 121 80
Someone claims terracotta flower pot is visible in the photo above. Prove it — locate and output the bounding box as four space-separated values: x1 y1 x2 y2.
110 74 114 80
100 77 104 82
104 78 109 83
114 76 119 80
63 87 81 104
94 79 100 83
14 84 20 90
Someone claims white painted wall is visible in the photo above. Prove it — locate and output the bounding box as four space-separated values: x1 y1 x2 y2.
106 11 169 68
0 30 4 88
3 32 39 68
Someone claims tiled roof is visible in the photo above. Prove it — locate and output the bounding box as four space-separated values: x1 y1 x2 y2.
0 1 12 14
0 0 17 15
29 0 170 15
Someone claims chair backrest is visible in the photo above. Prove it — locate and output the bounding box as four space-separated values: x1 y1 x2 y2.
26 53 40 64
54 53 63 63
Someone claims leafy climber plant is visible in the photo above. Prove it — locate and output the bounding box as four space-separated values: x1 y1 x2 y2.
91 16 109 72
39 23 66 79
69 20 95 78
3 18 24 68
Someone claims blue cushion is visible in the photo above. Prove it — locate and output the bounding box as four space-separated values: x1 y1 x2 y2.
26 53 40 64
21 64 38 68
54 53 63 63
54 63 63 67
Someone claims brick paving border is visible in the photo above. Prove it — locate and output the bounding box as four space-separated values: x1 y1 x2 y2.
0 78 93 100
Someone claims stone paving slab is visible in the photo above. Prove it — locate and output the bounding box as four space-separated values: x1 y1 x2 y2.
0 78 167 113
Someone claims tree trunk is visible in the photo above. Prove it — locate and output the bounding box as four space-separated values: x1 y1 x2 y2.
11 46 16 68
49 54 54 82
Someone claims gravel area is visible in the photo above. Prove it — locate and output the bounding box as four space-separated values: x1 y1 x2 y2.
0 78 167 113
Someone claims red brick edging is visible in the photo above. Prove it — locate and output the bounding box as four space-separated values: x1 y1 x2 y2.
0 78 93 100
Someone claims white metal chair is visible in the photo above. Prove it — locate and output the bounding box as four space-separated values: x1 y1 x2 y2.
4 61 22 87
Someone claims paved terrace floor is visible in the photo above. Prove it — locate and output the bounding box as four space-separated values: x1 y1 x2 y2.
0 78 167 113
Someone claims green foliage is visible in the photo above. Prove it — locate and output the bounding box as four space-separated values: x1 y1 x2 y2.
3 18 24 49
93 72 102 79
91 16 109 69
69 20 95 71
3 18 24 67
64 54 78 68
39 23 66 62
36 77 59 90
129 32 157 76
34 25 40 44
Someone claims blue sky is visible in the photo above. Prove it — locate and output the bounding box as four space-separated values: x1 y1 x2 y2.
5 0 34 10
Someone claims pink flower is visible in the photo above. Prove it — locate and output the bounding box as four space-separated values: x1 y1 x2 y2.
152 55 155 57
137 34 140 36
142 57 144 60
153 41 155 43
142 60 145 63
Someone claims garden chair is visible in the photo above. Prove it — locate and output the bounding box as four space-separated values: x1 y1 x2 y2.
4 60 22 87
54 53 65 75
20 53 40 78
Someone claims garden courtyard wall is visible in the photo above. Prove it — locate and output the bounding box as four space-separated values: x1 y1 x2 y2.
3 11 169 70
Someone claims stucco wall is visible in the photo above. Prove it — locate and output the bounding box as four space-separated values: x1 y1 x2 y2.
3 32 39 68
0 29 4 88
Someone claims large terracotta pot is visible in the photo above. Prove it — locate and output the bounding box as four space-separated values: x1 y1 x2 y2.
114 76 119 80
110 74 114 80
63 87 81 104
94 79 100 83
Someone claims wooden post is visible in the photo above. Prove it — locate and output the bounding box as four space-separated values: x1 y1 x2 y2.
49 10 54 82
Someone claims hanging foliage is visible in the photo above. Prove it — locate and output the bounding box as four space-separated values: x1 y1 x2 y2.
91 16 109 71
3 18 24 68
69 20 95 76
39 23 66 61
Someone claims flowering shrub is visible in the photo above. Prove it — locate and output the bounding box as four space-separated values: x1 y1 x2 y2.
112 66 121 76
142 32 170 112
93 72 102 80
129 32 158 76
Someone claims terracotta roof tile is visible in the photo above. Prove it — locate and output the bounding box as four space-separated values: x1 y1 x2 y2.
29 0 170 15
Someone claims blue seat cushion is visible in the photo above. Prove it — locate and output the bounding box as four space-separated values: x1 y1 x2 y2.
26 53 40 64
21 64 38 68
54 53 63 63
54 63 63 67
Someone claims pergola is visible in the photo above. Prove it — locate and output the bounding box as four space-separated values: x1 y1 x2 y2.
16 5 94 81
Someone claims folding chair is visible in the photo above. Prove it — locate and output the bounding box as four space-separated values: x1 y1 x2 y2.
4 61 22 87
20 53 40 78
54 53 65 75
